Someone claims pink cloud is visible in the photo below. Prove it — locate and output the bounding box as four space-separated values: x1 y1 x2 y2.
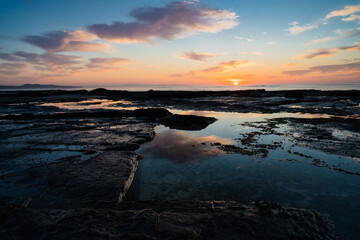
283 62 360 76
87 1 238 43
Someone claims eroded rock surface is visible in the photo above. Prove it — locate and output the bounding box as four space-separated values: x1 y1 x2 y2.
0 200 334 240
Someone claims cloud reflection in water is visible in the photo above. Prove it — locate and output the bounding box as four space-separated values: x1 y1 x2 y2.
139 129 232 164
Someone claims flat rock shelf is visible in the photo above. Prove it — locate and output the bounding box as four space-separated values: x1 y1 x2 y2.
2 89 359 239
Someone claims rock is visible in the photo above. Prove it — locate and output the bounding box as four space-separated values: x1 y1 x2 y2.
1 151 140 209
160 114 217 130
133 108 217 130
134 108 172 119
0 201 334 240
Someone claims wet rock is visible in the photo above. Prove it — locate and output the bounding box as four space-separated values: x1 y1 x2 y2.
160 114 216 131
0 200 334 240
286 117 360 158
0 110 131 120
134 108 172 119
283 90 304 98
217 144 269 158
1 151 140 209
133 108 217 130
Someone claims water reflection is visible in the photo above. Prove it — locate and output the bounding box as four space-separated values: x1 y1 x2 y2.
139 128 232 164
173 110 226 118
128 110 360 239
40 99 137 110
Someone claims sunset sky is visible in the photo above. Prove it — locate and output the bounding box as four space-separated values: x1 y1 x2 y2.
0 0 360 86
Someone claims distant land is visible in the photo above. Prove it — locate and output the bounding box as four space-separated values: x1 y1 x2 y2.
0 84 81 89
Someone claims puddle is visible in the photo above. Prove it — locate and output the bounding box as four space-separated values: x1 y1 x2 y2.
126 110 360 239
40 99 138 110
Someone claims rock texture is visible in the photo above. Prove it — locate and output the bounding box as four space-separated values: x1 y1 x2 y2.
0 200 334 240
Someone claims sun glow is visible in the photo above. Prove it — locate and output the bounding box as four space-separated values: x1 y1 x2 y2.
229 78 244 86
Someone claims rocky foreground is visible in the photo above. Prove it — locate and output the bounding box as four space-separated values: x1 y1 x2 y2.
1 89 356 239
1 200 333 240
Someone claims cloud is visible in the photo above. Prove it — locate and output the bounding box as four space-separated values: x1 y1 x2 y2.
0 53 21 62
283 62 360 76
23 29 109 52
87 1 238 43
342 14 360 22
39 53 81 70
140 129 232 164
85 57 131 70
201 60 249 73
177 51 219 61
294 44 360 59
265 42 276 45
287 22 317 35
284 63 296 68
250 51 264 56
306 28 360 45
0 51 81 73
14 51 44 65
0 62 27 75
234 36 255 42
240 52 265 56
0 51 135 74
335 28 360 38
326 4 360 19
171 59 249 78
306 36 338 45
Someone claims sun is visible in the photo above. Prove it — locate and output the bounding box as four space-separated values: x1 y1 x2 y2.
229 78 243 86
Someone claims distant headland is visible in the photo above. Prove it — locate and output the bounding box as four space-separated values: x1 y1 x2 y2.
0 84 81 90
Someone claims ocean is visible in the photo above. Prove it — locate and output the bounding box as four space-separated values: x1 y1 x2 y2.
1 83 360 91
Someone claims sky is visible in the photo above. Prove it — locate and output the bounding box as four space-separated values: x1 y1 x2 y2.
0 0 360 87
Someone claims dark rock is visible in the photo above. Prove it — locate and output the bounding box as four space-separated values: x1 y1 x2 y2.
283 90 305 98
160 114 216 130
1 151 140 209
0 201 334 240
134 108 172 119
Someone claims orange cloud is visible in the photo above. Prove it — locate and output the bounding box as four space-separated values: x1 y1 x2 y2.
283 62 360 76
294 44 360 59
177 51 219 61
306 36 338 45
201 60 249 73
284 63 296 67
326 4 360 19
170 60 250 80
342 14 360 22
